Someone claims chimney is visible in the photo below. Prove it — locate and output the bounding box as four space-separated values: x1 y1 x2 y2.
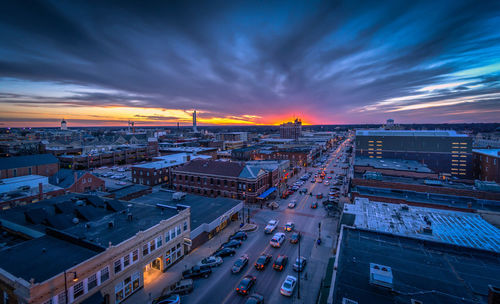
488 285 500 304
38 183 43 200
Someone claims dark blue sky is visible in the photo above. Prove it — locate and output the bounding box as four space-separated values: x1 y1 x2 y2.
0 0 499 126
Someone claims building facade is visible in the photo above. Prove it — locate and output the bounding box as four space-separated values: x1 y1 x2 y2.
355 130 473 178
473 149 500 183
0 154 59 179
279 118 302 139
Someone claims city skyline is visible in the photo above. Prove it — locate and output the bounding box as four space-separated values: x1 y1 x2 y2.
1 0 500 127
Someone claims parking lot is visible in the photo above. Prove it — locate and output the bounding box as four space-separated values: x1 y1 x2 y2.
91 166 133 190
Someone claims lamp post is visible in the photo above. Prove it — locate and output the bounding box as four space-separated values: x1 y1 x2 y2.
64 270 78 304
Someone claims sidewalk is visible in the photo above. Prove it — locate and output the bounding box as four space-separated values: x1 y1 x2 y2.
123 222 242 304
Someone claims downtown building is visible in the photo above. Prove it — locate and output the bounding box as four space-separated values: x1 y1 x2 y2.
279 118 302 139
0 193 190 304
355 130 473 178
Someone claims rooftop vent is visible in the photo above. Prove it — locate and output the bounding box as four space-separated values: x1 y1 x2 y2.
369 263 393 289
400 204 409 211
72 218 79 224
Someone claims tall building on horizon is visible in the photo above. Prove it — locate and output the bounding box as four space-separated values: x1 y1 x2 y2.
280 118 302 139
60 118 67 130
193 110 198 133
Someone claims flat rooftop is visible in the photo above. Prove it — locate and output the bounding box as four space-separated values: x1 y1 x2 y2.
0 235 99 283
333 227 500 304
159 147 216 153
132 191 241 231
345 198 500 252
355 129 467 137
106 184 150 199
355 157 433 173
473 149 500 158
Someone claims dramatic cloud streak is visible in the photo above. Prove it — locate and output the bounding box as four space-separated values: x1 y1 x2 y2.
0 0 499 126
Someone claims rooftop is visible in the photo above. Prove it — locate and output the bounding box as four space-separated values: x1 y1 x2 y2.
106 184 150 200
355 157 433 173
473 149 500 158
355 129 467 137
0 153 59 170
132 191 241 231
49 169 88 188
333 227 500 304
159 147 217 153
344 198 500 252
174 159 245 177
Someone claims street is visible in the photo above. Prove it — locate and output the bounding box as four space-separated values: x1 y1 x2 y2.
180 141 351 304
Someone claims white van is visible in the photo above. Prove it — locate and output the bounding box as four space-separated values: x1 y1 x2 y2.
270 232 286 248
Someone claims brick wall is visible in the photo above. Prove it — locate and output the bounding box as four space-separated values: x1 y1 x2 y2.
0 163 59 179
69 172 105 193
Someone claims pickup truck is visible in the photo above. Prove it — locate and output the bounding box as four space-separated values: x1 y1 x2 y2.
182 265 212 279
264 220 279 234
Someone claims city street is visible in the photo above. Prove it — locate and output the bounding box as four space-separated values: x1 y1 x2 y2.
180 142 350 304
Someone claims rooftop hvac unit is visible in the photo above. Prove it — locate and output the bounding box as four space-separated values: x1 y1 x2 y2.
369 263 393 289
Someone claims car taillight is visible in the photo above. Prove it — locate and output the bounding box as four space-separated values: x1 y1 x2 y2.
236 288 239 291
280 266 283 270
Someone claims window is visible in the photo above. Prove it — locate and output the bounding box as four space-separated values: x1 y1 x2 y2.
88 273 97 291
170 228 176 240
73 281 84 299
183 221 188 231
114 260 122 273
156 236 162 248
28 167 32 175
143 244 149 256
88 178 91 182
124 255 130 267
100 266 109 283
132 249 139 262
13 169 17 177
165 231 171 242
150 239 156 251
176 225 181 235
57 292 66 304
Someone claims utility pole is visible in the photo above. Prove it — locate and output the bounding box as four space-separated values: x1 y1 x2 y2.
297 231 301 299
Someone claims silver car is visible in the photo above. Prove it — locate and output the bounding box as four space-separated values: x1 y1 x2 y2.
197 256 223 268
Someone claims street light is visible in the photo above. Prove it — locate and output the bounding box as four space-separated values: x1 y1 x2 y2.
64 270 78 304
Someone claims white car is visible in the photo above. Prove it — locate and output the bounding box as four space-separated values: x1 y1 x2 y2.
264 220 279 234
288 201 297 209
280 275 297 296
197 256 223 268
270 232 286 248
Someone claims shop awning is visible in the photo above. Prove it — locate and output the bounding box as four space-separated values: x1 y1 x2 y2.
257 187 277 199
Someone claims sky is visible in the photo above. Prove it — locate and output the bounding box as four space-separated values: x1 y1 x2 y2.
0 0 499 127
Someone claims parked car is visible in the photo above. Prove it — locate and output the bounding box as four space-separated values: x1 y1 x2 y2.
270 233 286 248
152 294 180 304
254 253 272 270
245 293 264 304
182 265 212 279
230 231 248 241
232 255 249 274
220 239 242 249
273 255 288 271
214 248 236 258
197 256 223 268
290 232 301 244
280 275 297 297
293 257 307 272
284 222 295 232
264 220 279 234
236 275 256 295
311 202 318 209
288 201 297 209
164 279 194 296
316 193 323 199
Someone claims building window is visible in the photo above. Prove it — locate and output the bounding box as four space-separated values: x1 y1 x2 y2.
73 281 84 299
170 228 176 240
88 178 91 182
150 239 156 251
183 221 188 231
114 260 122 274
132 249 139 262
28 167 32 175
156 236 162 248
100 266 109 283
57 292 66 304
143 244 149 256
165 231 171 242
124 255 130 267
13 169 17 177
88 273 98 291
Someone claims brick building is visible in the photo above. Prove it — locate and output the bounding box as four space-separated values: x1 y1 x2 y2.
0 175 65 210
473 149 500 183
280 118 302 139
0 154 59 179
132 153 211 186
49 169 105 193
172 159 271 203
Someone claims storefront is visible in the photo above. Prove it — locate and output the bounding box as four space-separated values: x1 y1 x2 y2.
114 271 140 303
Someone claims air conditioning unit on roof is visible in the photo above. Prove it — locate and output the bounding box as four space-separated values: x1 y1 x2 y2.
369 263 393 289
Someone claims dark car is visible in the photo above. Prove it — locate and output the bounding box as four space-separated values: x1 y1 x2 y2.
272 255 288 271
245 293 264 304
164 279 194 296
220 239 242 250
316 193 323 199
254 253 272 270
230 231 248 241
311 202 318 209
290 232 301 244
236 275 256 295
182 265 212 279
214 248 236 258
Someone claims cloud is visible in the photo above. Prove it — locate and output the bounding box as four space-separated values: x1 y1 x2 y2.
0 0 499 125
